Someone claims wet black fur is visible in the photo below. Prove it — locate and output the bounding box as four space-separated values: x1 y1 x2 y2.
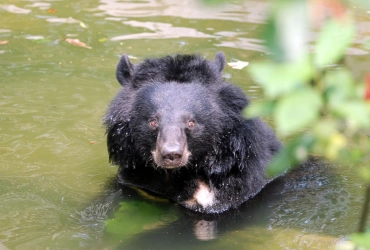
104 52 281 213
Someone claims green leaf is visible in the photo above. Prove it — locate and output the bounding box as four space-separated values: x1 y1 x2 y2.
313 119 337 140
351 232 370 249
333 101 370 130
274 88 323 136
314 17 355 67
99 38 108 43
267 147 293 177
323 69 355 109
325 133 347 160
267 135 315 177
264 16 282 62
244 100 276 118
248 59 312 98
357 167 370 183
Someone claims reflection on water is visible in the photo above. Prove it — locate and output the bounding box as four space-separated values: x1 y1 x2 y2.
94 0 268 23
95 159 360 250
0 0 369 249
46 17 81 24
0 4 31 14
92 0 269 53
111 20 216 40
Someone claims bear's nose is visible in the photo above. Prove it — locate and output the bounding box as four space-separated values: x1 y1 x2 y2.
161 144 183 161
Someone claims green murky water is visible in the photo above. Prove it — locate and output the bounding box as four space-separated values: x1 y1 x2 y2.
1 0 369 249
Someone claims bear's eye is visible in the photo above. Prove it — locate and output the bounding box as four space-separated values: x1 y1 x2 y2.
149 119 158 128
187 120 195 128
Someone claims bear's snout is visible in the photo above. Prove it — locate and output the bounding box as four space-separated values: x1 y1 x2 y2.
161 143 183 162
152 125 191 168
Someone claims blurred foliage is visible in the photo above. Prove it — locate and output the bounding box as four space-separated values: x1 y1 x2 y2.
243 0 370 175
240 0 370 248
351 231 370 249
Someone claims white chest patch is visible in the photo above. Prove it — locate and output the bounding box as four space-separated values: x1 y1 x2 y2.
193 182 215 208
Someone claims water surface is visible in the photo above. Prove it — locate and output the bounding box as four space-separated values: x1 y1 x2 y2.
1 0 369 249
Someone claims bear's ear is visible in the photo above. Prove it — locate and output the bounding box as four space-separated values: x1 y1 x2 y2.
116 54 135 86
214 52 226 73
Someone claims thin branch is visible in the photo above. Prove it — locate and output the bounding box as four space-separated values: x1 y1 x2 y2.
358 183 370 233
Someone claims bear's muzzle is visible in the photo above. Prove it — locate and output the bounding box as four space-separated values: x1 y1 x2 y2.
152 125 191 168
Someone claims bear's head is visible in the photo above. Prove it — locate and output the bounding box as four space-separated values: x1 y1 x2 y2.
131 82 223 168
105 52 249 172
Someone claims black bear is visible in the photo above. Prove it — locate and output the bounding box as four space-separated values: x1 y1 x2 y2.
104 52 281 214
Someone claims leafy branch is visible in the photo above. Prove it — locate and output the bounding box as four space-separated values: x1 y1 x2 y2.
242 0 370 248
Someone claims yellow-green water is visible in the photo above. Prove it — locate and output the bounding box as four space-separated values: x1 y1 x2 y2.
1 0 369 249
